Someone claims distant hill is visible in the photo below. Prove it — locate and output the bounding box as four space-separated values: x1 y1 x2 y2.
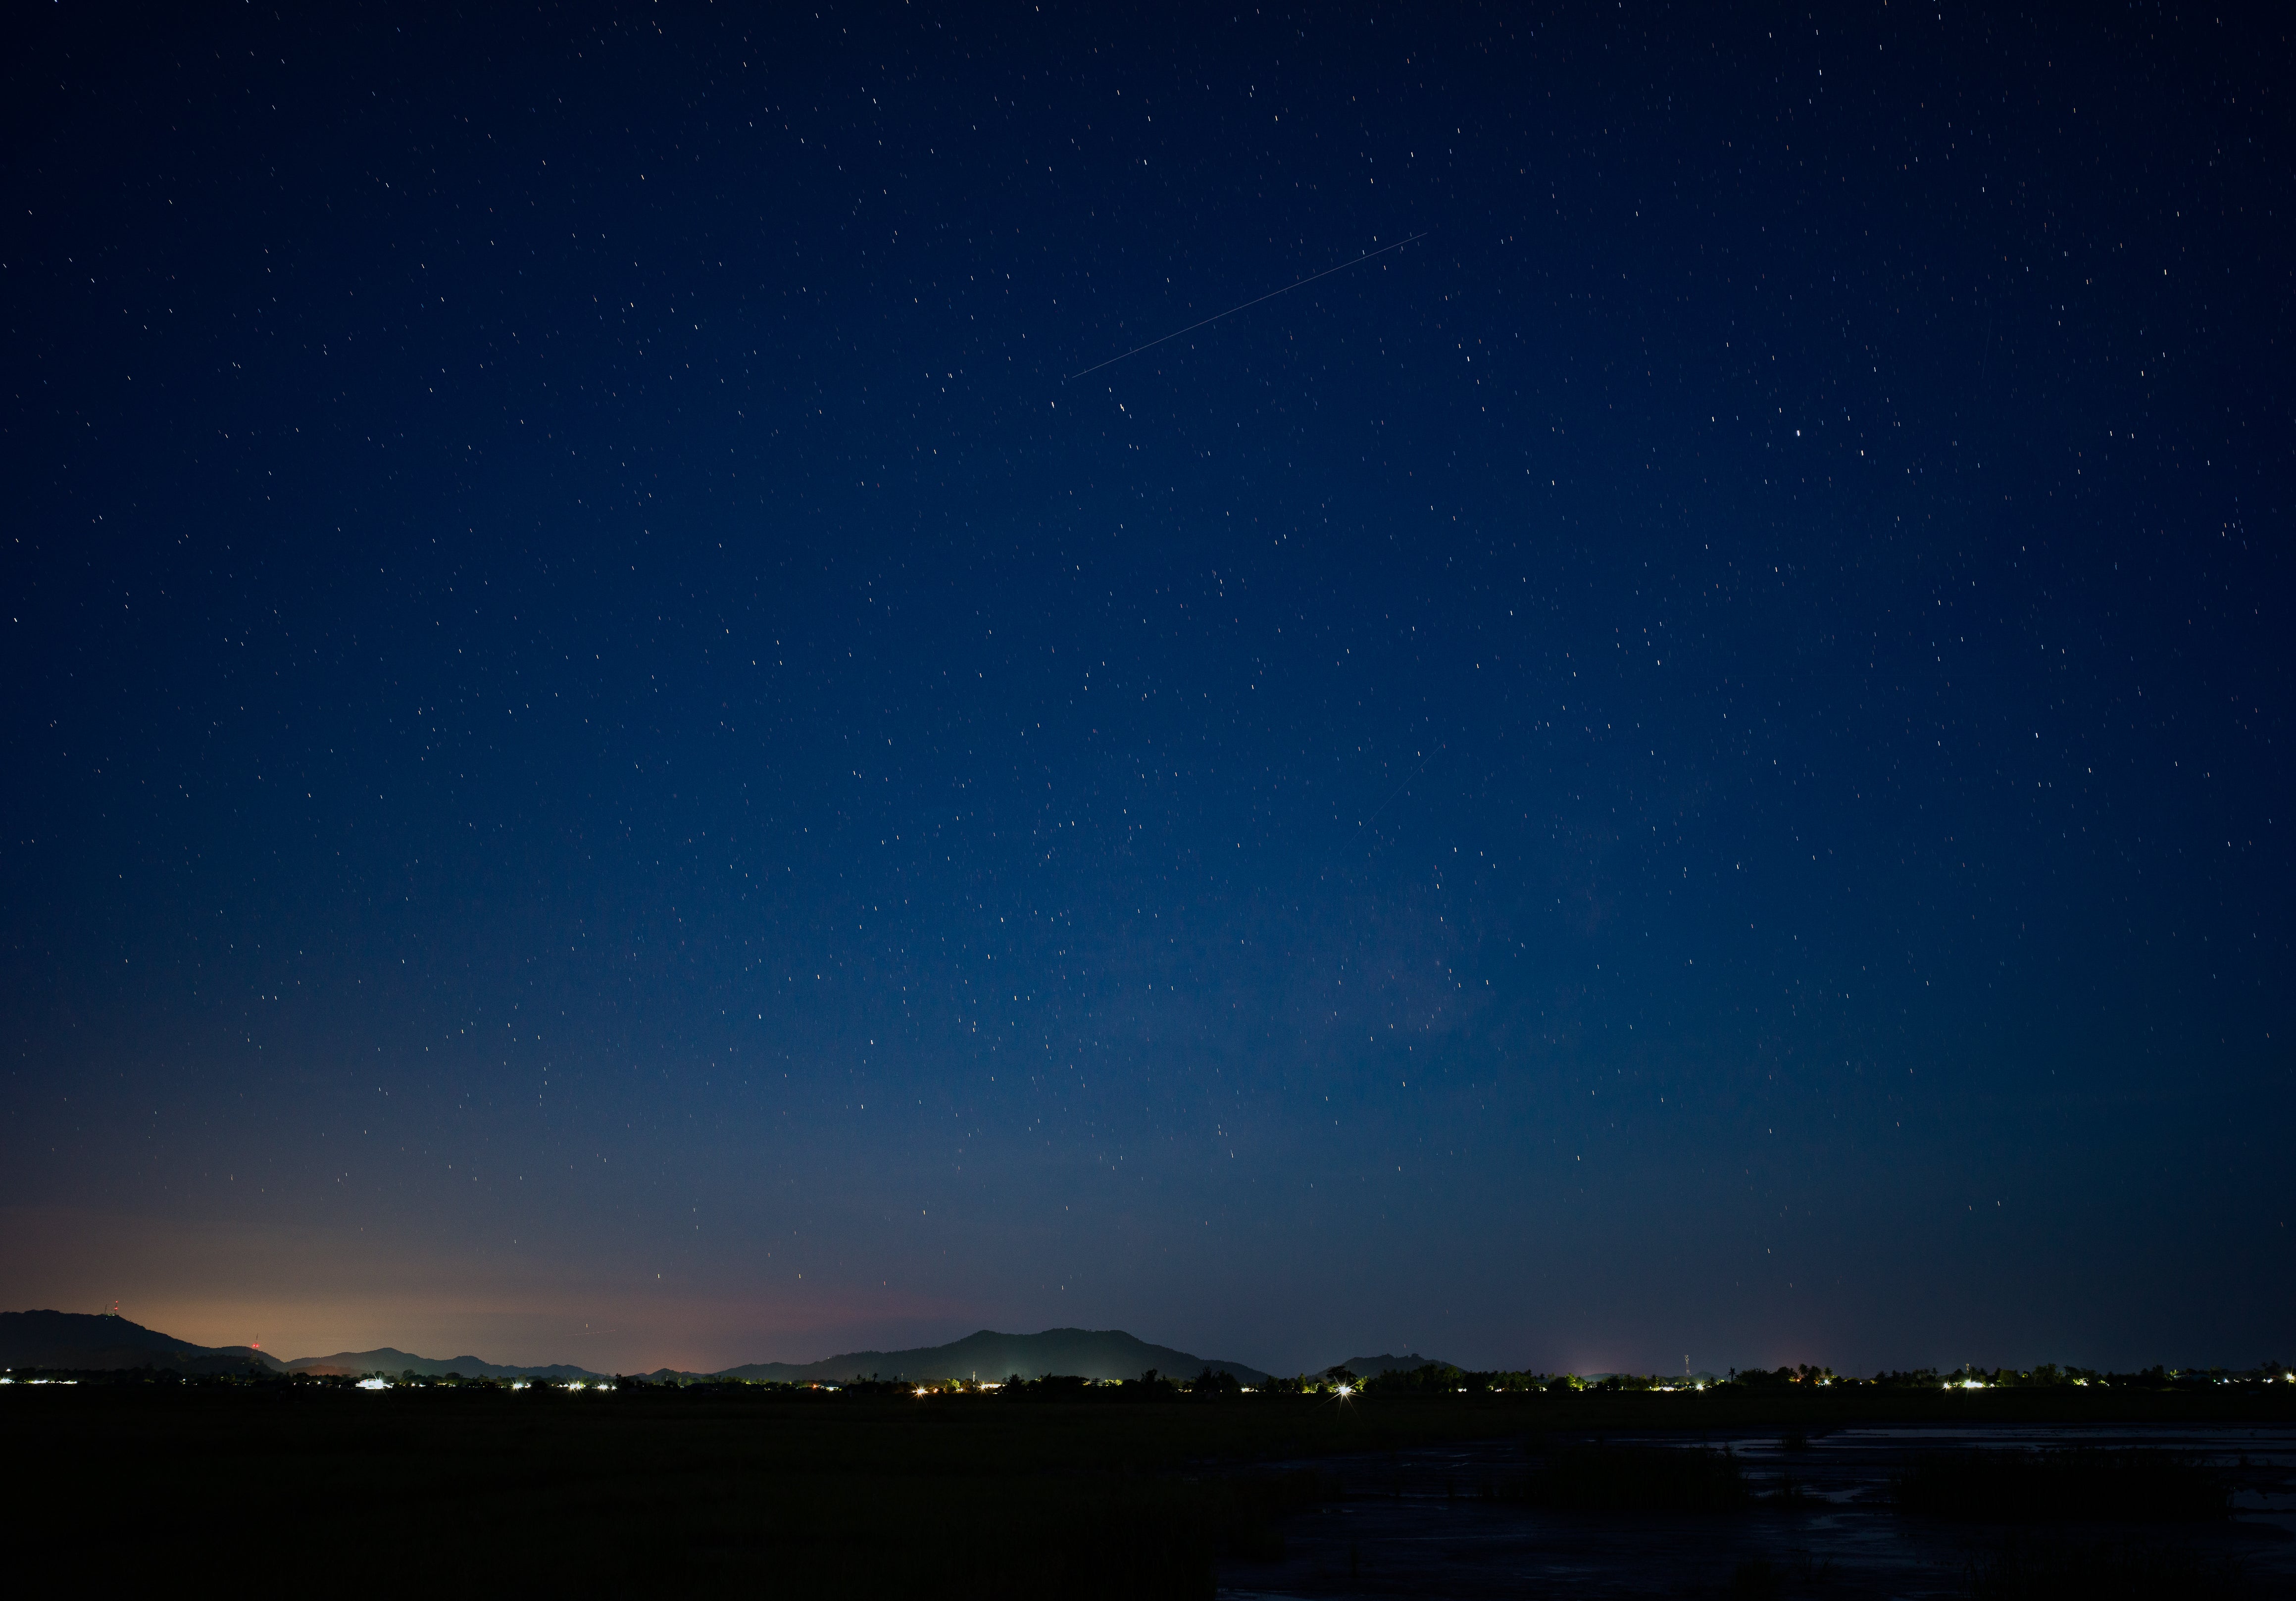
715 1327 1271 1386
0 1310 284 1374
282 1347 603 1381
1334 1351 1452 1377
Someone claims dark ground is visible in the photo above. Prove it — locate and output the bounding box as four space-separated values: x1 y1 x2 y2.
3 1385 2291 1596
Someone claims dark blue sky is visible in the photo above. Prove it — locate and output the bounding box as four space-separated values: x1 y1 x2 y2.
4 3 2288 1375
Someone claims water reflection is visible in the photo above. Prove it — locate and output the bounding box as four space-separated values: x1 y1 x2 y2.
1218 1425 2296 1598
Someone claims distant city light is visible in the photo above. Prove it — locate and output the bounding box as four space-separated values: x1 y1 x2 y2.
356 1378 389 1390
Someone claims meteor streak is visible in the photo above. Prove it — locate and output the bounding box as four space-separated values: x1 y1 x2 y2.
1068 232 1428 379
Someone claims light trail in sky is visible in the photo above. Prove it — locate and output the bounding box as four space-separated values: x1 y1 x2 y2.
1068 232 1428 380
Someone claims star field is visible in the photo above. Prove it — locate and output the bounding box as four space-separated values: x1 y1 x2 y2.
1 3 2287 1374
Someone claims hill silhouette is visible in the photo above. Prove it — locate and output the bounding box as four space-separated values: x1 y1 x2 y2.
3 1311 1272 1386
716 1327 1271 1385
283 1347 603 1380
0 1310 283 1374
1335 1352 1451 1376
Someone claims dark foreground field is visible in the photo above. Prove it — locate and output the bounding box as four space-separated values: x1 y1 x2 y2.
3 1385 2291 1596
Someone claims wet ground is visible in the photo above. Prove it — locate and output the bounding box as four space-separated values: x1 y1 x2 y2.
1217 1425 2296 1599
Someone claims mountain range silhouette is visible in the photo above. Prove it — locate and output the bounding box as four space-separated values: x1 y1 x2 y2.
711 1326 1272 1385
3 1310 1433 1384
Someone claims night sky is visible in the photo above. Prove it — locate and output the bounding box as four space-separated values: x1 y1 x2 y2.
4 4 2288 1378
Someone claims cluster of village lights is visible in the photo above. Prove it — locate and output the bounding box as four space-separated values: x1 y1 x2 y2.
12 1368 2288 1390
351 1376 614 1391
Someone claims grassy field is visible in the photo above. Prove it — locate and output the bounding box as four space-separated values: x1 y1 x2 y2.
4 1383 2288 1595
